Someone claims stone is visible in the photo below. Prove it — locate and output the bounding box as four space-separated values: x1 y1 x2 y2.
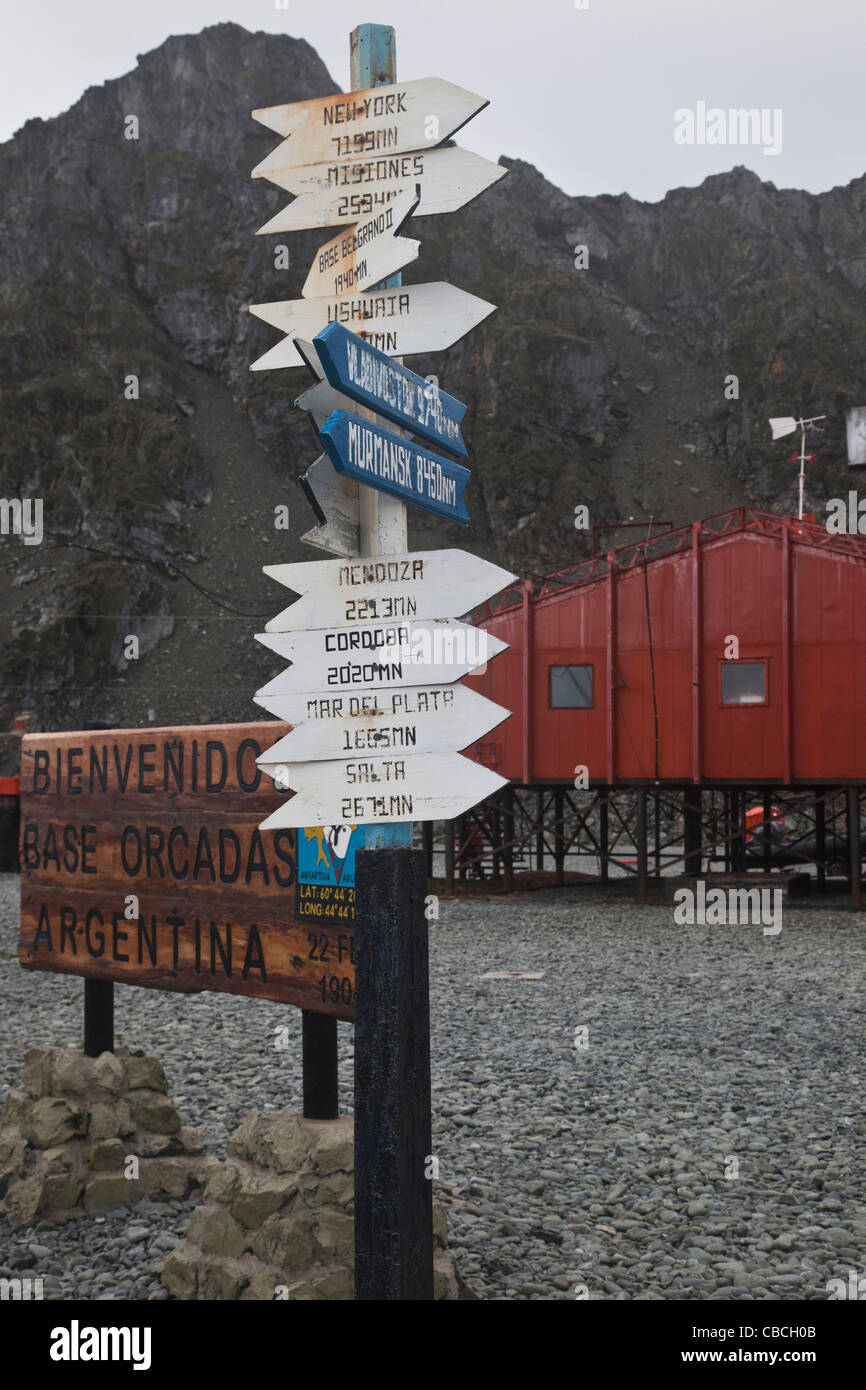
126 1057 168 1093
89 1100 135 1141
251 1213 315 1271
225 1113 259 1163
432 1201 448 1251
310 1125 354 1177
138 1132 183 1158
84 1175 138 1212
205 1160 241 1204
203 1258 249 1300
231 1176 297 1230
30 1098 87 1148
91 1053 126 1095
145 1159 194 1200
7 1174 45 1225
1 1091 32 1131
179 1126 204 1155
307 1267 353 1300
188 1206 246 1259
241 1266 286 1301
160 1247 199 1300
0 1128 27 1176
20 1048 54 1099
51 1052 99 1096
42 1171 83 1209
302 1171 354 1209
131 1093 181 1135
313 1208 354 1261
89 1139 126 1171
252 1114 311 1174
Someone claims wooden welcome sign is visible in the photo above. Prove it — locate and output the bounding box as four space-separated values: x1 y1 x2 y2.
17 723 355 1020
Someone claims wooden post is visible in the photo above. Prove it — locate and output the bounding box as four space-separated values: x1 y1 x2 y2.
83 980 114 1058
302 1012 338 1120
350 21 411 856
848 787 862 909
354 848 433 1300
535 789 544 871
348 21 433 1302
83 720 114 1056
653 790 661 878
422 821 433 877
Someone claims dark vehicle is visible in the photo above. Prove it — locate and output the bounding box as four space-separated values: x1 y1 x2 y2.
745 823 852 876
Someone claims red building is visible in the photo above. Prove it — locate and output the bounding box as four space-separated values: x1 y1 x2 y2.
466 508 866 787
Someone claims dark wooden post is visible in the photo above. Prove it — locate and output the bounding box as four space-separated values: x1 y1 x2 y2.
422 821 433 877
636 788 648 903
83 720 114 1056
83 980 114 1058
302 1012 338 1119
354 848 433 1300
848 787 862 909
535 789 544 871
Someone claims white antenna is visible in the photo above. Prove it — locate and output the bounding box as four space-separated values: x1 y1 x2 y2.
768 414 827 521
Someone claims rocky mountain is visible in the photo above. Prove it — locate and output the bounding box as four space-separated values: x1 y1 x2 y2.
1 22 865 758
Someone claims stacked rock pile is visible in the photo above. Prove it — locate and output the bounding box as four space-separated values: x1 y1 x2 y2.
0 1046 204 1224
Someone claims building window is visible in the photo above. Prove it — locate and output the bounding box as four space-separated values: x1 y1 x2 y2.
721 660 767 706
550 664 593 709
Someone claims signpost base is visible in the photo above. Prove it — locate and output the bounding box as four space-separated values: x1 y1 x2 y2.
354 847 433 1300
302 1011 339 1120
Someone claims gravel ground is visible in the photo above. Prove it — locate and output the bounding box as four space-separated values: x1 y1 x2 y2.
2 870 865 1300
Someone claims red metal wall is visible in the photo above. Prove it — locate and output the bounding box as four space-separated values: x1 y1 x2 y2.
464 514 866 785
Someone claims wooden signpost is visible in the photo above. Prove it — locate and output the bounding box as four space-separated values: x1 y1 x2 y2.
302 187 421 300
252 76 489 161
254 683 510 764
250 281 496 372
249 20 510 1300
256 752 507 830
255 146 506 234
262 550 516 629
17 724 356 1021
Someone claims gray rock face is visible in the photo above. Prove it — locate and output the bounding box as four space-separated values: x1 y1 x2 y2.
1 22 864 739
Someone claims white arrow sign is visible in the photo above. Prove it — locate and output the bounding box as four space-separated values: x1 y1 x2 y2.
256 751 508 829
302 186 420 299
256 146 506 234
254 683 511 762
298 454 360 558
254 618 507 696
250 282 495 371
263 550 517 631
252 77 489 164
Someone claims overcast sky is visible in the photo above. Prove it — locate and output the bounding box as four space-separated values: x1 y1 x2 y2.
2 0 862 202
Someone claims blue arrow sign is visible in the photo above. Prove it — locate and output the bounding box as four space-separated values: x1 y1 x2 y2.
313 321 469 458
319 410 471 526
